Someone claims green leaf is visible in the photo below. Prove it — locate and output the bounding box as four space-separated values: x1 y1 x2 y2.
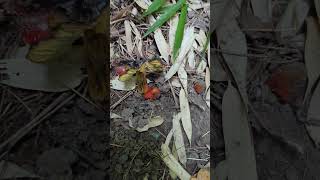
158 4 174 14
143 0 186 38
172 4 188 61
142 0 166 17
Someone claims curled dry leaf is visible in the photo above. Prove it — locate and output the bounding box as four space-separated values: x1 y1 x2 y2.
124 20 134 55
172 113 187 166
179 88 192 144
136 116 164 132
111 76 136 91
149 15 170 63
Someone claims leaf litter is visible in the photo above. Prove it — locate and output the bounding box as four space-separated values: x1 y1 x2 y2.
110 0 209 178
211 0 320 179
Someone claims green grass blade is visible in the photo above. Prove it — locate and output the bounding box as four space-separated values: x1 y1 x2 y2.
143 0 186 38
172 4 188 61
158 4 173 14
142 0 166 17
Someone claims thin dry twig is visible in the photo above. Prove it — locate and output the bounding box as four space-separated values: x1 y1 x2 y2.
0 91 76 156
110 91 133 110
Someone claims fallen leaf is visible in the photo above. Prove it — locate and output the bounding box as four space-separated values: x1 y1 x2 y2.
172 4 188 60
136 116 164 132
134 0 151 9
111 76 136 91
169 15 179 58
195 168 210 180
187 46 196 69
211 0 240 31
142 0 166 17
149 15 170 63
172 113 187 166
169 144 179 179
304 17 320 103
222 82 258 180
124 20 134 55
216 17 249 105
316 0 320 22
162 129 191 180
178 62 188 91
143 0 186 38
276 0 310 41
306 82 320 147
0 160 39 179
196 60 207 74
212 52 227 81
179 88 192 144
27 28 82 63
250 0 272 22
205 67 210 107
165 27 195 80
213 160 228 180
110 113 122 119
130 21 144 58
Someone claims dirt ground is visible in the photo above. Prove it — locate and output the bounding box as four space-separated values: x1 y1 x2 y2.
110 85 210 179
0 87 107 180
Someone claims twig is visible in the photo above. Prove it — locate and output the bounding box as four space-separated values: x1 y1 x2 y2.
6 88 32 114
168 81 179 108
110 143 125 148
110 91 133 110
0 92 76 156
124 146 143 179
67 84 106 113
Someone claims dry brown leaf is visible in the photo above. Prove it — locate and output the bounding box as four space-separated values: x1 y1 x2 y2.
124 20 134 55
